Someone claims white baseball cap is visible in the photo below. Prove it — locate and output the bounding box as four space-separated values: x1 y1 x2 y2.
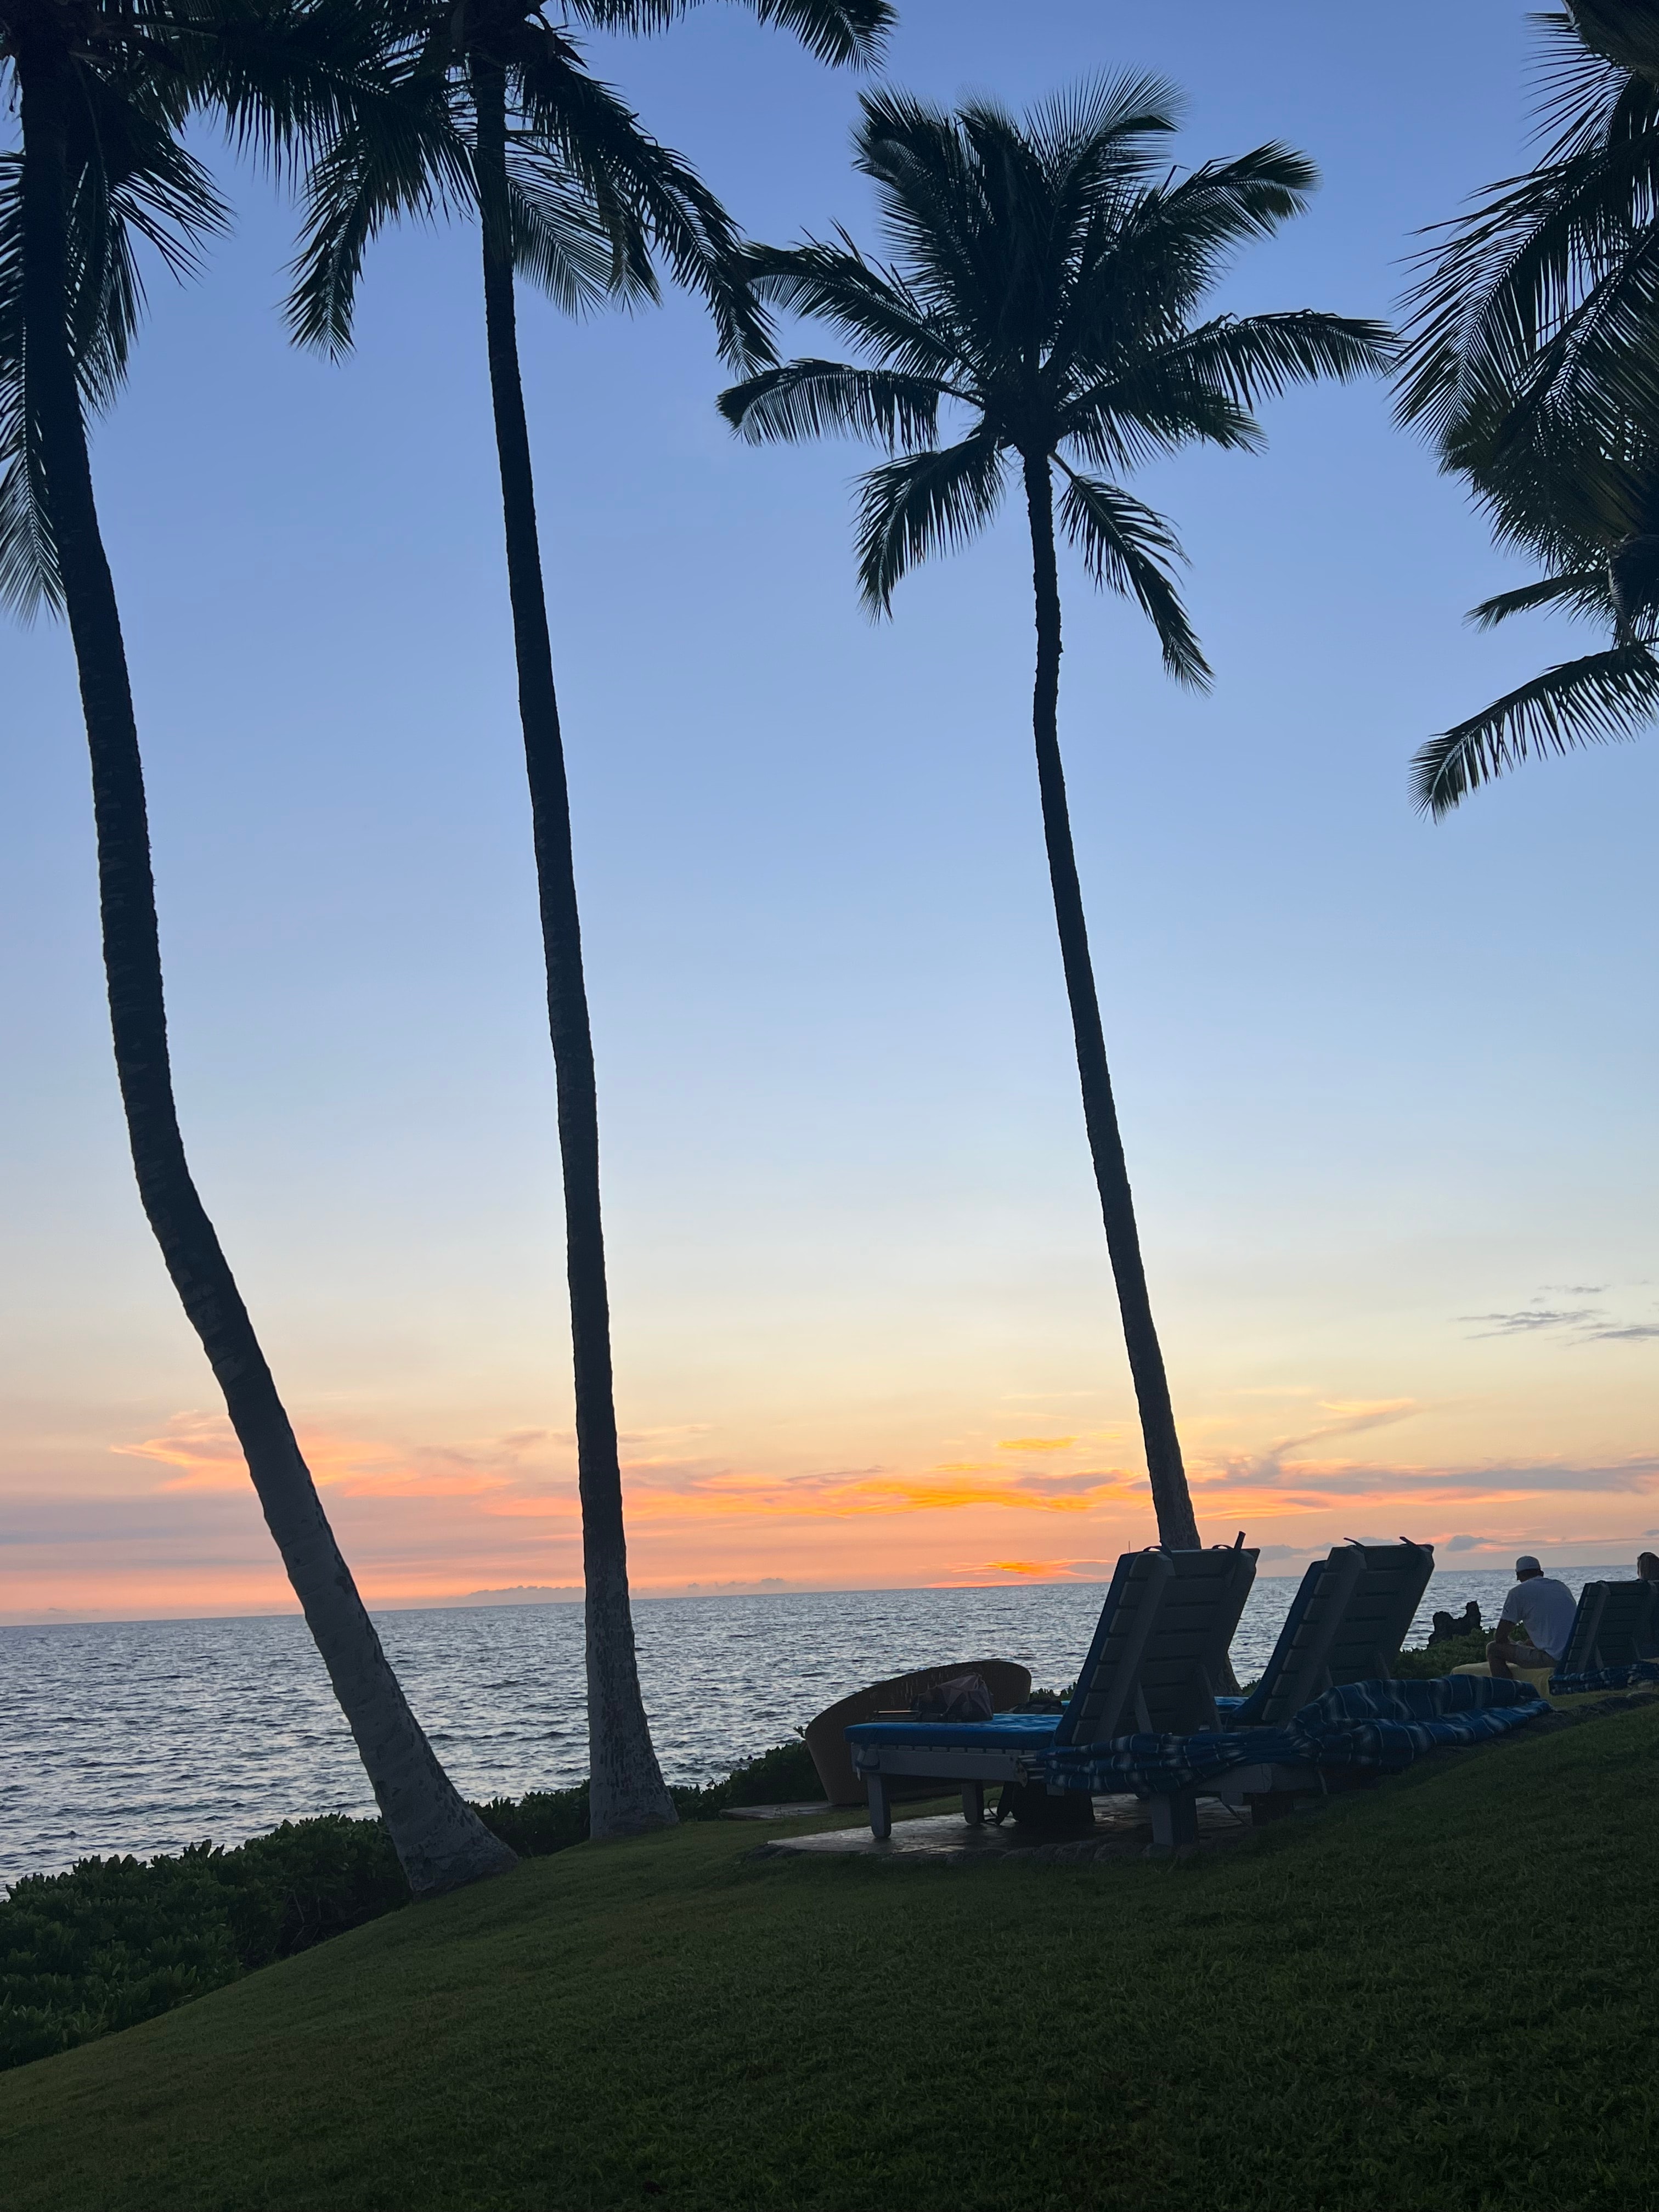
1515 1554 1542 1575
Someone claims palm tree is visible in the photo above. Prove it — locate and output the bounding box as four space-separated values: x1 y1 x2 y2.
1394 2 1659 814
0 0 515 1893
287 0 890 1837
1397 3 1659 494
718 82 1390 1549
1410 439 1659 815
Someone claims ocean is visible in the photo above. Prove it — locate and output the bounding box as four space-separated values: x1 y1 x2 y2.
0 1566 1621 1887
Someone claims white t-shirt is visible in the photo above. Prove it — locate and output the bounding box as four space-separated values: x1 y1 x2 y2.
1499 1576 1578 1660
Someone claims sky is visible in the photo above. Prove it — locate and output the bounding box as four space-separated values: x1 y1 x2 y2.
2 1 1656 1624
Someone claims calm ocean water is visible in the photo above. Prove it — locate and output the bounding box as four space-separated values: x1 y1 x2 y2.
0 1566 1623 1886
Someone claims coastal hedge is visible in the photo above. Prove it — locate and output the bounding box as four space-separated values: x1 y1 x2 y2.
0 1736 822 2074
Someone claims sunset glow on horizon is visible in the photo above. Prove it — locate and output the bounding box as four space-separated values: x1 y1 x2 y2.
3 2 1656 1629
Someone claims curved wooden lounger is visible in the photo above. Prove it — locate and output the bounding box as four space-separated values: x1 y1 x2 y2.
803 1659 1033 1806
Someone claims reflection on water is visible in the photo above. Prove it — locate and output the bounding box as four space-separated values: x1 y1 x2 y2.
0 1565 1616 1884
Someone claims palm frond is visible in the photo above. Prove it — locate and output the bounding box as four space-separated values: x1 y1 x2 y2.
509 45 769 365
1060 373 1261 471
286 97 461 354
568 0 893 66
1020 71 1183 178
1396 12 1659 447
1056 467 1209 687
0 78 228 616
854 432 1007 611
1466 568 1613 627
506 143 651 312
1157 309 1396 408
736 238 963 380
1412 641 1659 814
718 357 944 446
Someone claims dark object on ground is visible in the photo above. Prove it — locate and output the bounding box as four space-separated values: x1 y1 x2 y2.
802 1661 1033 1805
1427 1601 1483 1644
995 1780 1096 1832
910 1674 993 1723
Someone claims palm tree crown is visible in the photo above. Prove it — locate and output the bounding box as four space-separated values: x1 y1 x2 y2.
721 80 1389 652
0 0 404 611
721 81 1390 1552
1396 2 1659 814
1397 2 1659 465
287 0 887 360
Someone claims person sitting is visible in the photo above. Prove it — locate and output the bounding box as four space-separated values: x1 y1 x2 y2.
1487 1556 1576 1680
1638 1551 1659 1584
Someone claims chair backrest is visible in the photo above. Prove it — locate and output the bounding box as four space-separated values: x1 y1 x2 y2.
1054 1545 1258 1747
1323 1539 1436 1685
1558 1581 1659 1673
1239 1539 1435 1727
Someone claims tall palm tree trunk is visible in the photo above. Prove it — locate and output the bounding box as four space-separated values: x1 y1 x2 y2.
1022 452 1201 1551
471 57 675 1839
15 40 515 1898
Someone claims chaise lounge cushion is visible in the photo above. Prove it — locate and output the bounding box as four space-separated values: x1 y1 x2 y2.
844 1714 1065 1756
1038 1673 1547 1799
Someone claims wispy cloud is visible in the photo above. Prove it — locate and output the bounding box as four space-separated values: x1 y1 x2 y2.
1209 1400 1423 1488
1464 1290 1659 1342
115 1413 531 1498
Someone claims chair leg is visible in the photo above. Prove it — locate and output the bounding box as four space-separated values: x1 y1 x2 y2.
961 1782 985 1825
1148 1790 1199 1857
867 1773 891 1841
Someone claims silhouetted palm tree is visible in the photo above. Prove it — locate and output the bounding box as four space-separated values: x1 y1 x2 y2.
1398 2 1659 466
719 81 1390 1548
0 0 515 1894
288 0 890 1835
1410 437 1659 814
1397 2 1659 815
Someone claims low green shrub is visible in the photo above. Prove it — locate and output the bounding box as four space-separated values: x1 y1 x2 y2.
1393 1630 1498 1679
1 1740 825 2075
473 1782 590 1859
0 1816 406 2073
670 1734 822 1815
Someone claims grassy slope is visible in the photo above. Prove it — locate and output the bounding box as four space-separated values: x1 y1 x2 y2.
2 1706 1655 2212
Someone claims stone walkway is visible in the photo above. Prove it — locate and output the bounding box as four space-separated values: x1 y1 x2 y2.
751 1795 1256 1865
719 1801 833 1821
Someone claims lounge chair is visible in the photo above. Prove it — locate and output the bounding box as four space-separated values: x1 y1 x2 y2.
1084 1538 1435 1850
1554 1580 1659 1676
845 1544 1258 1841
1037 1673 1548 1849
1220 1539 1436 1727
1452 1579 1659 1690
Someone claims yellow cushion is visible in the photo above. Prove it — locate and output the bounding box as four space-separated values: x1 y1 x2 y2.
1451 1660 1553 1689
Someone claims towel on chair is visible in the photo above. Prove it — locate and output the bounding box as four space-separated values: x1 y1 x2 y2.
1037 1674 1547 1798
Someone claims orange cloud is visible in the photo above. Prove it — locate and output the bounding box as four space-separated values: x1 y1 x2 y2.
997 1437 1078 1453
115 1413 521 1499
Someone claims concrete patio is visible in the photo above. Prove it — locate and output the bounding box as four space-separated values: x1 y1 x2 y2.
749 1794 1258 1864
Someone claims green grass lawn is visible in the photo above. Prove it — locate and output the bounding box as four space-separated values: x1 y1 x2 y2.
3 1702 1656 2212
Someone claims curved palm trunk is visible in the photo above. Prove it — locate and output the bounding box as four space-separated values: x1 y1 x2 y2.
16 43 514 1898
1021 452 1201 1552
471 56 675 1839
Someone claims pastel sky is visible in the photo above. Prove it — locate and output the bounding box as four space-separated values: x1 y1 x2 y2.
3 2 1656 1624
